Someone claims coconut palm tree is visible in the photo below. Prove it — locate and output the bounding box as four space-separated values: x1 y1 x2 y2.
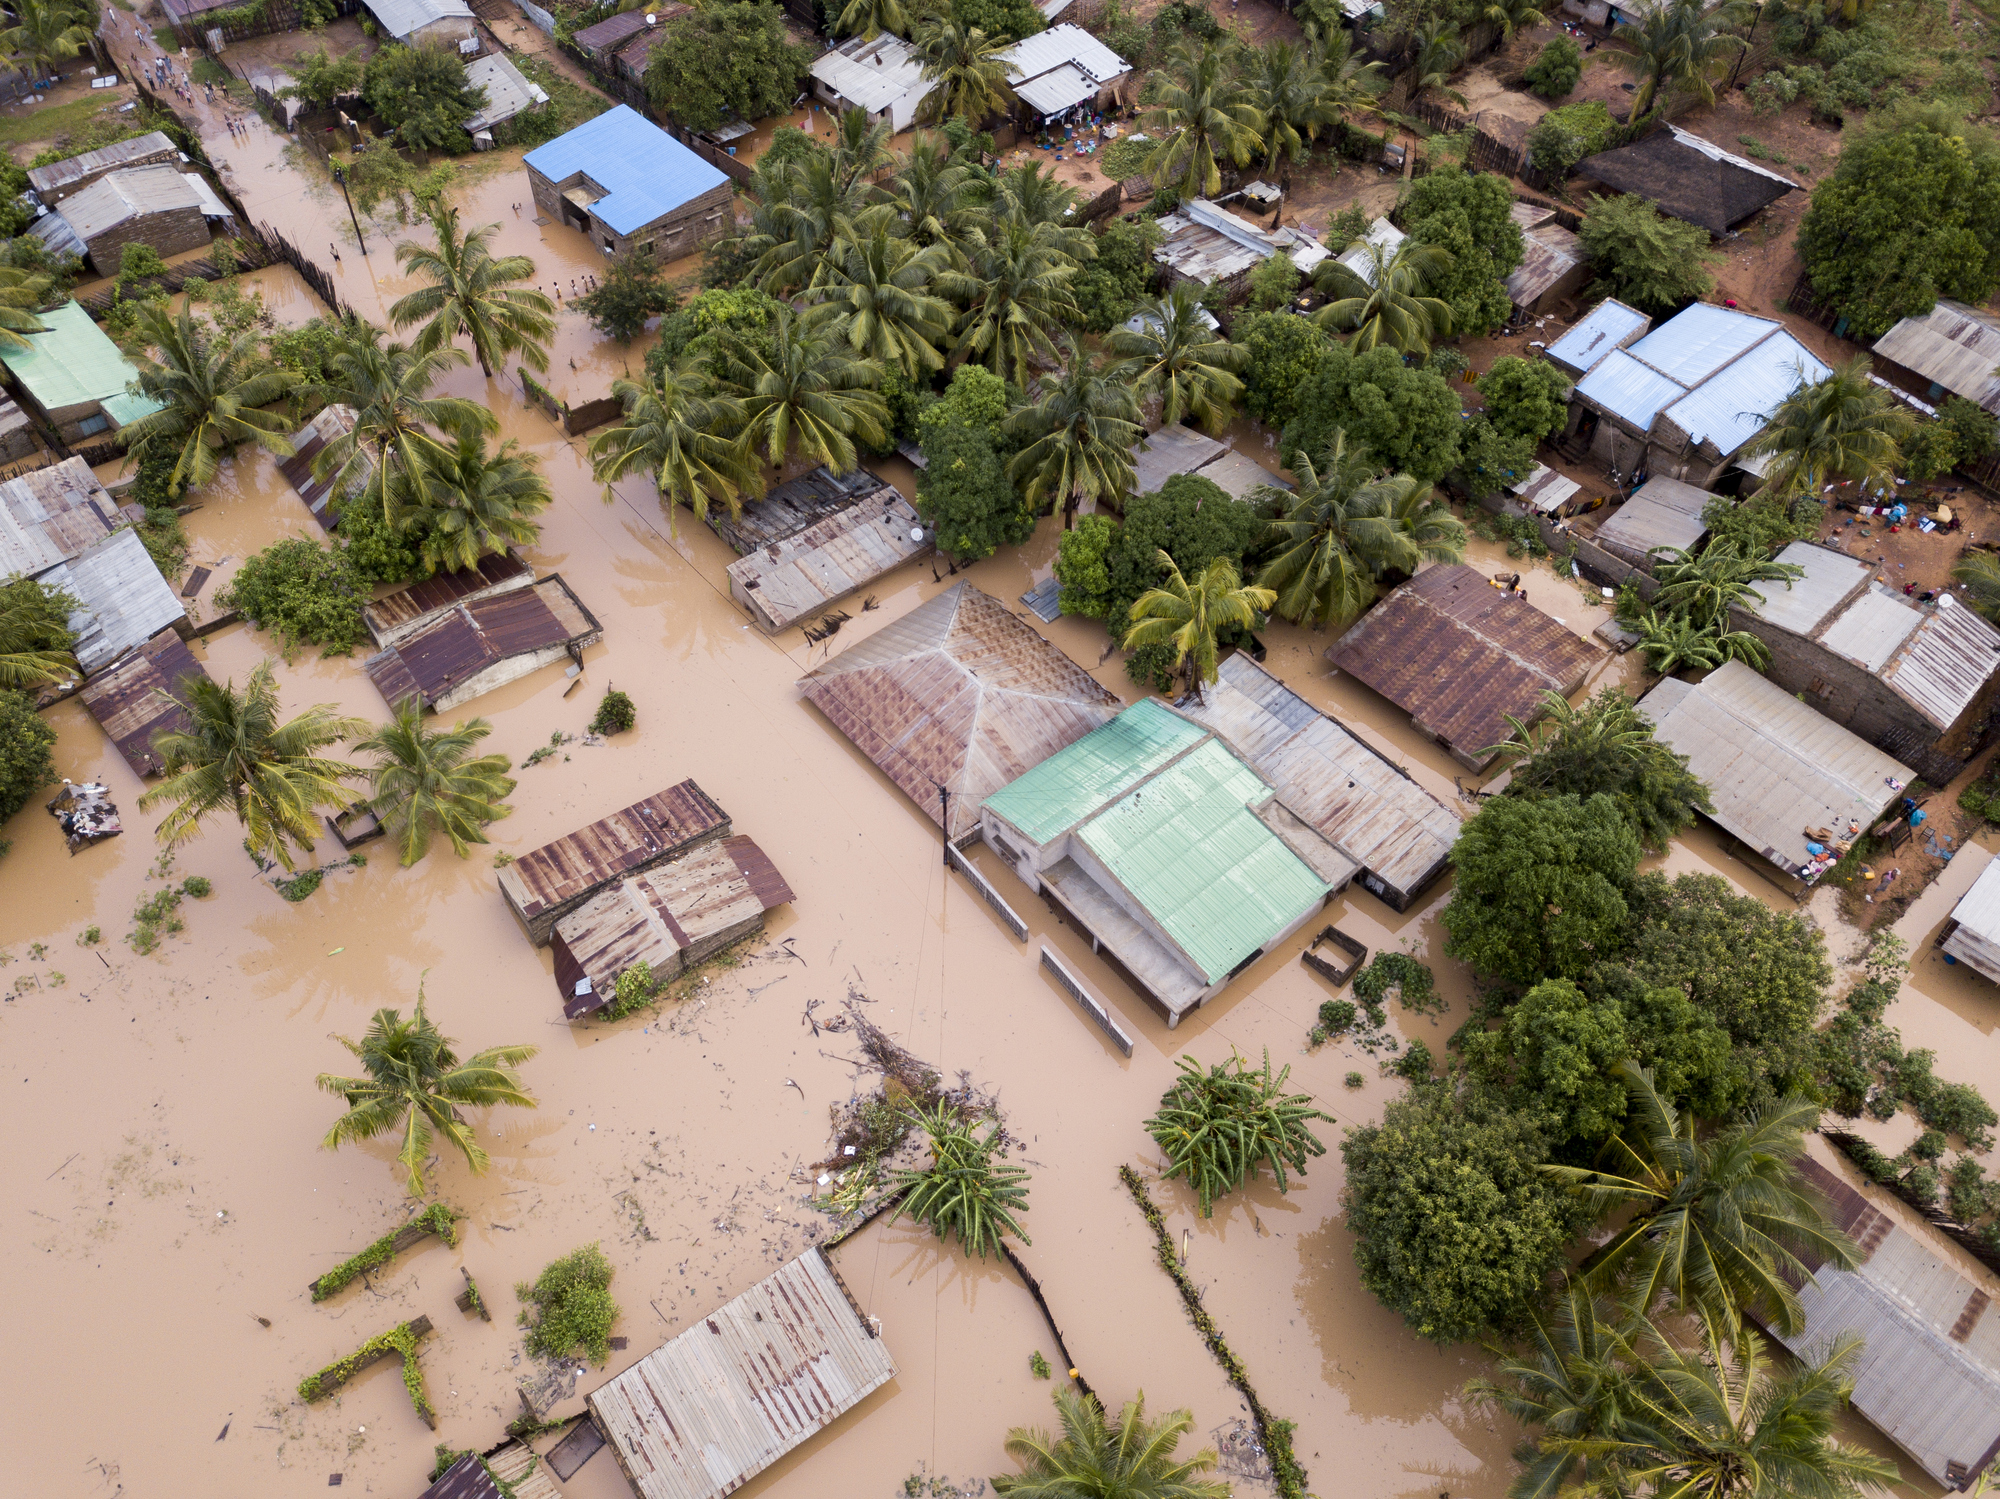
806 213 957 377
1484 0 1549 41
1409 19 1470 107
1311 24 1388 121
1379 471 1469 570
1124 553 1276 693
747 150 880 295
994 1387 1230 1499
829 105 897 190
354 698 516 865
408 428 552 574
833 0 916 41
1139 39 1265 200
0 0 94 82
315 985 537 1195
0 264 53 352
139 659 367 870
1253 432 1423 629
1647 541 1805 628
1106 284 1248 434
1311 236 1456 355
956 219 1082 389
389 200 556 377
0 575 76 689
1951 551 2000 624
1548 1061 1860 1335
1618 0 1753 119
912 16 1016 125
590 355 761 526
714 307 889 473
1006 346 1143 527
1244 38 1339 182
885 134 982 263
1740 354 1915 499
118 303 299 497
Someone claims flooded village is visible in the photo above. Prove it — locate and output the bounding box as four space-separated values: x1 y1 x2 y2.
4 0 2000 1496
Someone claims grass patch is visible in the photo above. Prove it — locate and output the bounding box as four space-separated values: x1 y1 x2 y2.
0 97 124 151
493 52 609 148
153 24 177 48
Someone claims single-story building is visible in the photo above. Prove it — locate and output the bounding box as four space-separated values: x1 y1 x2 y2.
717 467 931 634
810 23 1129 131
810 32 936 131
981 697 1335 1024
462 53 549 147
499 780 731 945
1589 474 1715 566
1176 654 1462 910
1332 214 1405 286
32 164 232 274
1505 201 1588 316
1575 123 1799 235
1122 425 1289 504
1560 301 1830 490
76 629 209 778
1153 197 1329 298
589 1249 895 1499
524 105 732 259
552 835 794 1017
279 404 373 529
363 0 475 47
361 573 601 712
798 581 1122 838
25 131 177 205
1544 297 1650 380
1326 563 1606 771
1871 300 2000 417
363 550 534 647
1004 23 1132 121
422 1446 559 1499
1735 541 2000 785
0 300 162 445
1506 462 1584 517
1938 856 2000 986
572 5 690 80
0 393 37 464
1636 661 1912 879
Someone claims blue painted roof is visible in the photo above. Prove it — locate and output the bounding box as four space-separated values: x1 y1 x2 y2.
523 105 728 236
1626 302 1779 386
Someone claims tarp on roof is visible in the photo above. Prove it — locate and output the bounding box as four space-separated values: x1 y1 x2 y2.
984 696 1205 845
1873 300 2000 416
1546 298 1649 375
1577 123 1798 233
523 105 727 235
0 301 161 422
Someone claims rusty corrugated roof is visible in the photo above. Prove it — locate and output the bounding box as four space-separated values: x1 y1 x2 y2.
0 456 119 576
278 404 371 530
799 583 1120 837
418 1454 504 1499
361 578 593 710
76 629 206 777
363 550 532 645
1327 565 1604 766
500 782 729 940
587 1248 894 1499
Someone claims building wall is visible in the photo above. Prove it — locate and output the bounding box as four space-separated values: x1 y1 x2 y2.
525 163 731 260
408 14 476 45
84 205 211 276
39 144 178 205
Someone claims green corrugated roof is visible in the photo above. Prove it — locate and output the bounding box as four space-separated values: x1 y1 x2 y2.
982 697 1204 844
0 300 161 420
1078 736 1328 982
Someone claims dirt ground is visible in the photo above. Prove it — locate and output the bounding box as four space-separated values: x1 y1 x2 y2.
217 16 383 77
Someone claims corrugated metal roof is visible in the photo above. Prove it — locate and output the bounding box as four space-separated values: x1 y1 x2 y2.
984 696 1205 845
1334 215 1406 286
1076 735 1329 982
573 8 650 52
1326 564 1604 766
1627 302 1779 385
364 0 472 38
797 582 1120 838
362 577 594 709
1505 221 1584 307
43 527 187 676
484 1442 561 1499
1176 654 1460 904
1576 348 1687 431
728 486 931 632
1017 62 1097 115
1943 855 2000 983
1004 24 1129 85
182 172 234 223
364 550 533 646
0 301 161 421
1591 475 1713 564
77 629 205 776
587 1248 895 1499
1662 329 1827 459
1509 463 1581 515
1153 199 1328 285
1193 448 1289 501
523 106 727 235
57 165 205 243
1636 661 1910 874
278 403 371 528
1880 595 2000 732
1817 586 1922 672
1131 424 1226 495
1545 299 1649 376
711 466 888 556
419 1454 503 1499
0 455 120 576
1747 542 1870 637
464 52 549 133
1874 300 2000 416
810 33 934 126
25 132 175 197
28 207 86 261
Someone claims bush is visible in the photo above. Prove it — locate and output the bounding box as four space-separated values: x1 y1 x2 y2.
1523 35 1582 98
578 256 680 344
517 1243 619 1364
1068 217 1161 334
590 689 636 735
1579 193 1717 314
1476 356 1572 444
219 538 370 656
0 689 58 826
364 44 484 153
1247 252 1301 313
333 492 430 586
1941 395 1998 464
1145 1050 1330 1217
1746 68 1801 116
1527 101 1618 178
181 876 213 898
1390 1038 1436 1082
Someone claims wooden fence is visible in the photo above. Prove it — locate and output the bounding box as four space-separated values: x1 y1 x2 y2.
172 0 363 51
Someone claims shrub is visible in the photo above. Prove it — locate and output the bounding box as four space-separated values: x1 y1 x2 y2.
889 1101 1032 1257
1391 1038 1436 1082
1941 395 1999 464
0 689 57 825
590 689 636 736
578 256 680 343
1145 1049 1331 1217
219 538 370 655
1317 998 1357 1035
1344 1071 1366 1088
333 492 430 586
1523 35 1582 98
1579 193 1718 313
1527 101 1619 179
364 44 485 154
606 960 655 1018
1068 217 1160 334
181 876 212 898
1247 251 1301 313
517 1243 619 1364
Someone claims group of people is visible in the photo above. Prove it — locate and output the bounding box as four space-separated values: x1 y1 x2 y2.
549 275 599 304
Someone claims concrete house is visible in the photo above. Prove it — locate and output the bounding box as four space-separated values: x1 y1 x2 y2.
523 105 732 259
0 301 162 444
24 132 177 205
31 165 232 274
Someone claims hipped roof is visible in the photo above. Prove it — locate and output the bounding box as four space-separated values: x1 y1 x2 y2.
1577 124 1798 234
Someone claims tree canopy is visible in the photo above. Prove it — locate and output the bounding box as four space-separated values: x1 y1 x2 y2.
916 366 1033 560
1280 342 1463 481
1476 356 1572 444
363 45 486 153
643 2 814 133
1399 167 1522 339
1578 192 1717 313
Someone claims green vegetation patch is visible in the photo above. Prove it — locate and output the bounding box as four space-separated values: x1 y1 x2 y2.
517 1243 619 1365
296 1319 434 1421
312 1203 459 1301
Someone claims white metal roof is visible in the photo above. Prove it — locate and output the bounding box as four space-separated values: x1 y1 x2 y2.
1625 302 1778 386
1015 61 1097 116
1663 329 1827 458
810 34 935 126
56 164 204 241
463 52 549 133
1873 300 2000 416
181 171 234 222
1748 542 1870 636
1545 299 1649 375
42 528 188 676
1665 122 1799 190
1003 23 1128 87
1575 348 1688 431
1816 586 1923 673
1879 594 2000 732
1508 463 1581 514
1334 215 1406 285
1944 855 2000 983
364 0 471 38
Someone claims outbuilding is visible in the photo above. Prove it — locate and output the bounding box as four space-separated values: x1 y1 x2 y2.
1504 201 1588 316
1575 123 1799 235
1589 474 1716 566
363 0 475 47
0 300 162 444
24 131 177 204
1939 856 2000 986
716 466 930 634
462 53 549 146
1871 300 2000 417
523 105 732 259
1152 197 1328 298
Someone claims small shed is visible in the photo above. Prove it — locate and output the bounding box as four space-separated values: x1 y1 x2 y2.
588 1248 895 1499
463 53 550 144
1872 300 2000 416
798 582 1121 837
499 781 731 945
1004 24 1132 119
1130 425 1225 496
363 0 475 46
363 551 534 647
1575 124 1799 234
362 575 601 712
1506 212 1588 315
278 404 373 529
1545 298 1650 379
1636 661 1912 878
1507 463 1583 516
552 835 795 1016
1326 564 1606 770
1940 857 2000 986
44 165 222 273
725 479 931 634
25 131 177 204
1591 475 1715 566
0 300 162 444
77 630 207 777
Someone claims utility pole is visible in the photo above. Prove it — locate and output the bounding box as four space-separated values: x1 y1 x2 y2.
331 162 366 255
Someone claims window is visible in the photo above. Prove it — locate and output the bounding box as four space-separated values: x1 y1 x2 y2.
75 414 109 436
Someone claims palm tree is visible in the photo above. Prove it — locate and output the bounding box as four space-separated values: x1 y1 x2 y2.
956 220 1082 389
1245 39 1338 183
0 264 53 352
1310 24 1388 121
1631 605 1770 674
715 307 889 473
1139 40 1265 200
1379 471 1469 569
746 151 879 295
994 1387 1230 1498
1547 1061 1860 1335
890 1100 1033 1258
589 355 761 526
1007 346 1143 527
139 659 367 870
119 303 299 497
1311 237 1455 355
829 105 896 190
409 428 552 574
1647 541 1804 628
885 134 981 263
354 698 516 865
1951 551 2000 624
1253 432 1425 629
1741 354 1915 499
389 201 556 377
314 986 537 1195
0 0 94 81
1409 19 1470 107
912 16 1016 125
1105 284 1248 434
833 0 915 40
1123 553 1276 693
0 575 76 688
1618 0 1753 119
806 213 956 377
1484 0 1548 41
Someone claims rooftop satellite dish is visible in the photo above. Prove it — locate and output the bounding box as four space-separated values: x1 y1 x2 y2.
645 11 656 21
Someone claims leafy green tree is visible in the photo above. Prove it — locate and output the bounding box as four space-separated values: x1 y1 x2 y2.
1342 1081 1584 1343
891 1100 1032 1257
1526 99 1619 179
1246 251 1301 313
948 0 1044 41
1465 978 1632 1145
994 1388 1229 1498
591 356 758 527
1951 551 2000 625
1311 235 1455 355
1123 553 1275 691
1399 167 1522 339
218 538 373 656
912 15 1016 124
120 303 298 496
0 575 77 689
335 490 430 586
1105 283 1247 434
355 699 515 865
577 255 679 344
1054 514 1121 619
315 986 537 1195
1007 345 1142 526
517 1244 618 1364
644 2 813 133
1523 33 1582 97
1698 491 1817 559
1447 416 1538 500
409 430 551 573
1067 216 1161 334
1485 688 1711 851
1797 103 2000 337
1476 356 1572 443
1578 193 1718 312
714 307 889 472
1741 354 1914 499
1941 394 1999 464
1137 39 1264 199
390 201 555 378
650 286 787 374
1145 1050 1330 1217
0 687 58 828
278 47 364 108
363 44 487 153
1617 0 1752 119
140 659 367 869
1280 342 1463 482
916 366 1032 560
1442 793 1640 988
1236 310 1334 430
